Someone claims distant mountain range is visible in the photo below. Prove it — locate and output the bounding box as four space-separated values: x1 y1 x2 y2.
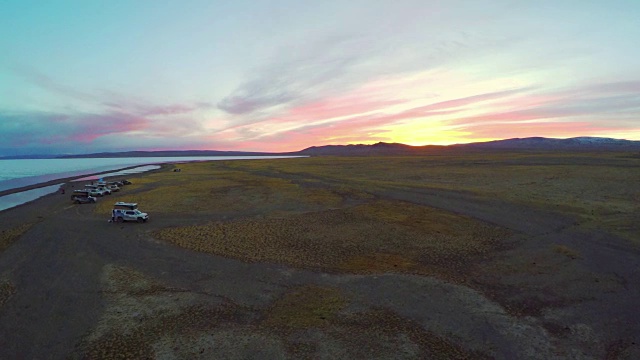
1 137 639 159
454 136 640 150
298 137 640 156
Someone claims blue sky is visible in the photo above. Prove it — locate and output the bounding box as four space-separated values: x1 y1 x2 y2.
1 0 639 155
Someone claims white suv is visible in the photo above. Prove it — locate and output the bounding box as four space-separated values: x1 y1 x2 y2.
85 185 111 196
112 203 149 223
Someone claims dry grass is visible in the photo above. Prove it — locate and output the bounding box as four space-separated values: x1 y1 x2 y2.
0 223 34 253
154 199 509 280
76 264 227 359
223 154 640 243
552 244 582 260
263 286 488 359
0 278 16 308
97 153 636 278
95 161 350 216
263 286 347 330
328 309 491 360
75 265 487 359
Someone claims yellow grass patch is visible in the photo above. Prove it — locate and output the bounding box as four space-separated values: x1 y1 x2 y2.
339 253 418 273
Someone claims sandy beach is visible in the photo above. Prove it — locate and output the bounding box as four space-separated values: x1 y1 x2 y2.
0 153 639 359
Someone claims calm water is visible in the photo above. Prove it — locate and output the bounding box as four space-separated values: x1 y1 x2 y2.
0 156 302 211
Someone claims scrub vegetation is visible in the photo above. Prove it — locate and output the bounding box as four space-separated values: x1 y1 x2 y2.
75 265 489 360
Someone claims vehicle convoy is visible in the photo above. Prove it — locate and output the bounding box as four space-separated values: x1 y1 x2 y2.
71 190 96 204
112 202 149 223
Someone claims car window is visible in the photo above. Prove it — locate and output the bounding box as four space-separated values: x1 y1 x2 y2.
125 211 134 215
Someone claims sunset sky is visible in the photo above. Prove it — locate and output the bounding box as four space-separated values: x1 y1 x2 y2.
1 0 639 155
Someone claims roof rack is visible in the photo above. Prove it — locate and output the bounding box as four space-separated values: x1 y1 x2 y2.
113 202 138 210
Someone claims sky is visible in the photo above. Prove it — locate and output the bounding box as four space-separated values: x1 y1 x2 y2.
1 0 639 155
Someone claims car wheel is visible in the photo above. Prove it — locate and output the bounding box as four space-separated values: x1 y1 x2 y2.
75 200 80 204
137 218 144 223
117 217 124 223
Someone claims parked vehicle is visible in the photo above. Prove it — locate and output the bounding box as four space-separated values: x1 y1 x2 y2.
107 184 120 192
71 190 97 204
74 196 97 204
85 185 110 196
113 209 149 223
120 179 132 185
78 187 102 197
112 202 149 223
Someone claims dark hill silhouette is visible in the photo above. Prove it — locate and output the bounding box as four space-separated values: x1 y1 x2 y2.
7 136 633 159
298 137 640 156
454 136 640 150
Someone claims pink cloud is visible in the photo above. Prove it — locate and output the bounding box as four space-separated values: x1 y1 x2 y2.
281 97 404 123
102 100 211 117
59 113 149 142
409 88 527 112
457 121 615 140
0 112 151 147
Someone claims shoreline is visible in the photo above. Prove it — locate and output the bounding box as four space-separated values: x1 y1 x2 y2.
0 164 166 198
0 155 306 198
0 163 173 213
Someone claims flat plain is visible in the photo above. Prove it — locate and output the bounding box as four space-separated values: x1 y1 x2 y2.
0 151 639 359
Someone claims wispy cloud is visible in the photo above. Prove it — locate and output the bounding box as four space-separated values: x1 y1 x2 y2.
449 80 640 127
11 65 99 104
217 36 374 115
